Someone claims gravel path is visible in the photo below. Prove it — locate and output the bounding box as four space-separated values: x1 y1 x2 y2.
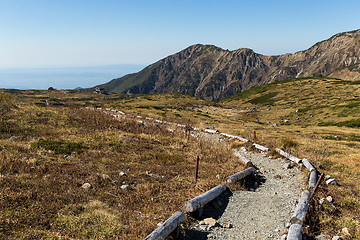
180 147 304 240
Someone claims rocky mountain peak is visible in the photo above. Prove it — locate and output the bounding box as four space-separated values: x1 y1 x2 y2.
97 29 360 101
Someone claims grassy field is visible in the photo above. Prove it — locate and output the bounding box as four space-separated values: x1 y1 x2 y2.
98 77 360 238
0 89 243 239
1 76 360 239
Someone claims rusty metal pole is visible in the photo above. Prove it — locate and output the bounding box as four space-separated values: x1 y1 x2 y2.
311 173 324 199
195 156 200 182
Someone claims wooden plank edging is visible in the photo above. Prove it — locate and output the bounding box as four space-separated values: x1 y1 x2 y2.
287 223 303 240
226 167 255 183
290 190 310 225
220 132 249 142
183 185 227 212
144 211 186 240
302 158 316 172
234 151 253 167
253 143 269 152
275 148 302 164
309 170 318 189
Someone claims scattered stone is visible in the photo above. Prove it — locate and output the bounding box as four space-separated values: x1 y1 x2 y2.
326 178 338 185
325 175 331 180
326 196 333 203
341 227 351 237
119 171 126 176
9 136 20 140
284 120 289 123
319 198 325 205
199 217 217 227
272 123 278 127
332 236 341 240
216 174 221 179
121 184 131 190
114 180 120 184
81 182 92 189
101 174 111 181
315 233 331 240
223 223 232 229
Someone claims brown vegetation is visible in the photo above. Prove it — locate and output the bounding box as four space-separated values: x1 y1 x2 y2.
0 91 242 239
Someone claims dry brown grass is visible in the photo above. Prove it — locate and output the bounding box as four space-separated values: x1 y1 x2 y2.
107 78 360 238
0 92 243 239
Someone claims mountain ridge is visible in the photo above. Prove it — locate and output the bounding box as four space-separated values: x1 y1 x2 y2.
96 29 360 100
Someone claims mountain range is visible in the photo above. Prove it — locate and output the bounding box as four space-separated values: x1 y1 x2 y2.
96 29 360 100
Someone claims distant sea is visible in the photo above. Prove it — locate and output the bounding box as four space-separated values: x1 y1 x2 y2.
0 64 145 90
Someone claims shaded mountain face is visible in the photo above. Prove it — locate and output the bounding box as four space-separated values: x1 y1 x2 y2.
98 29 360 101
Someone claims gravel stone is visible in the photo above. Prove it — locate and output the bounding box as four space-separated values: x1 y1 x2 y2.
181 150 303 239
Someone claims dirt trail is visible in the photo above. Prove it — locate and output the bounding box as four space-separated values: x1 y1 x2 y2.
181 145 304 240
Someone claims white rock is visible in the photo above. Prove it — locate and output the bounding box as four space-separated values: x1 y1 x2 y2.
319 198 325 205
121 184 130 190
81 182 92 189
325 175 331 180
332 236 341 240
342 227 351 237
119 171 126 176
326 196 333 203
326 179 337 185
199 217 216 227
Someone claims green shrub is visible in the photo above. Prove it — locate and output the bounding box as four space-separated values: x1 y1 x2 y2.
31 140 84 154
247 92 278 105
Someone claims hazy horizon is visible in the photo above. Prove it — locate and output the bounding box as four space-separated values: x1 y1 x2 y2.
0 64 145 90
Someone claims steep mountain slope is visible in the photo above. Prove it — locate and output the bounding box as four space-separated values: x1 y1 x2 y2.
97 29 360 100
328 63 360 80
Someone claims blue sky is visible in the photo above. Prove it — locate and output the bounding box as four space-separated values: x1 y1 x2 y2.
0 0 360 68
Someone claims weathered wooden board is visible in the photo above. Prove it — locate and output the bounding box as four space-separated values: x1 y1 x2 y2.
253 143 269 152
183 185 227 212
287 224 303 240
309 170 317 189
275 148 302 164
144 211 186 240
302 158 316 172
290 190 310 225
234 151 253 167
220 133 249 142
204 129 218 134
226 167 255 183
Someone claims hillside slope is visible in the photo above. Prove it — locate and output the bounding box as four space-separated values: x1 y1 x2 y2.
328 63 360 80
97 29 360 100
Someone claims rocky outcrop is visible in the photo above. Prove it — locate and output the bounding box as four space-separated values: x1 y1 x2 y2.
328 63 360 81
97 29 360 100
